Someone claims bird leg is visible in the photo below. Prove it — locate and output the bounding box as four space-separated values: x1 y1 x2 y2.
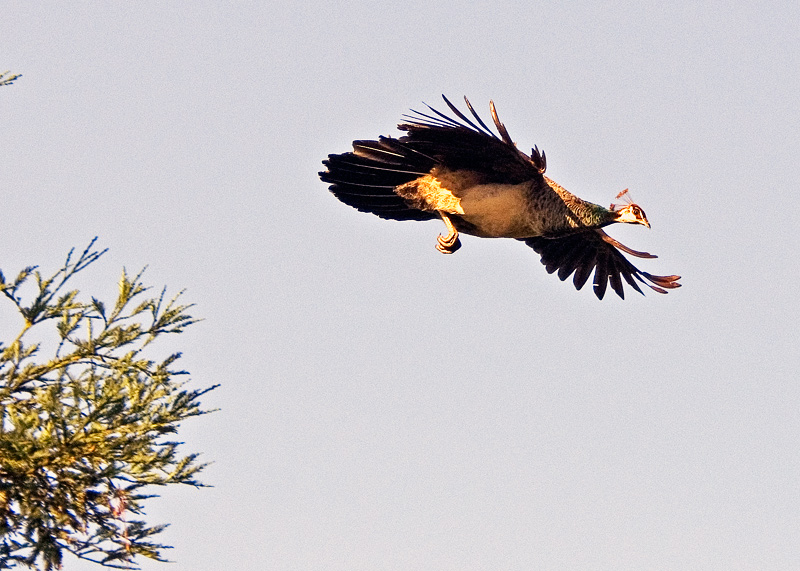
436 211 461 254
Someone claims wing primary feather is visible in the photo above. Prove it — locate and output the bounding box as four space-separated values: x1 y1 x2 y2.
421 102 470 128
620 269 645 295
462 96 497 137
641 273 682 289
349 151 406 165
489 100 515 146
597 229 657 258
378 136 440 166
572 249 595 290
403 109 461 128
332 160 427 176
440 94 495 137
631 273 668 294
593 256 609 300
607 259 625 299
644 282 669 294
352 140 406 158
544 240 571 275
556 241 585 281
329 184 404 193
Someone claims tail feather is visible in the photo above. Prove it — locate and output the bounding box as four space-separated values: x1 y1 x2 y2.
321 137 438 222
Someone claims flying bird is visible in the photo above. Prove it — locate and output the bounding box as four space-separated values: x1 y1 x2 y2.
319 96 680 299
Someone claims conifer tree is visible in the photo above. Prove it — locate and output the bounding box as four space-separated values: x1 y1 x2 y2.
0 240 216 569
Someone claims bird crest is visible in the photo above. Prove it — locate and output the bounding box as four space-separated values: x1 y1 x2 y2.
609 188 634 212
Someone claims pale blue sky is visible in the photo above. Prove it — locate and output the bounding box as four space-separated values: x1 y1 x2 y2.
2 2 800 569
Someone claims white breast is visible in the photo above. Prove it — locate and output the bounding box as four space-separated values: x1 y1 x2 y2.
457 182 542 238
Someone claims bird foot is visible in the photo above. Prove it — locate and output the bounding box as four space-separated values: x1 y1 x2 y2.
436 233 461 254
436 211 461 254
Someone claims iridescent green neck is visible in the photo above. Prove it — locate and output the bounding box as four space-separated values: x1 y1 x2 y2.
575 201 616 228
544 177 616 230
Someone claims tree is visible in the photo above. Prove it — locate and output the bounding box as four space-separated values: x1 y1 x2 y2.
0 239 217 569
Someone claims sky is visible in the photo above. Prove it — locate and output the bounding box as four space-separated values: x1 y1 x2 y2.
2 1 799 569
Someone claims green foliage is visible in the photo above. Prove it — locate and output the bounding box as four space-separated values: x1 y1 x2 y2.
0 72 21 87
0 240 217 569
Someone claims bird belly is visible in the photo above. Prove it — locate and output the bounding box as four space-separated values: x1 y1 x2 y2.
457 182 544 238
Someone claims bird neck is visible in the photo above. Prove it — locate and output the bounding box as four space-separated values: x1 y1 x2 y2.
573 201 616 228
544 177 615 229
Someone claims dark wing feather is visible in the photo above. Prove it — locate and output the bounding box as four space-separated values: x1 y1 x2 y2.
320 137 439 221
322 96 547 219
522 231 681 300
399 95 546 184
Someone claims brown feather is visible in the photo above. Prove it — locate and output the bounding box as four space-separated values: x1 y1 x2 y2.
597 229 657 259
490 100 515 146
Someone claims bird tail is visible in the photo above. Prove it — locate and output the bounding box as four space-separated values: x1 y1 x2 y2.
320 137 438 221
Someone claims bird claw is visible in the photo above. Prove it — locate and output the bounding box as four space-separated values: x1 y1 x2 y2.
436 233 461 254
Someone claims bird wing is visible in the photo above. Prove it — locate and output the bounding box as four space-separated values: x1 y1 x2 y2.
397 95 548 184
320 143 440 221
521 230 681 300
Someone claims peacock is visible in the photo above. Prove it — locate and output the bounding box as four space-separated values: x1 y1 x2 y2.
319 95 680 299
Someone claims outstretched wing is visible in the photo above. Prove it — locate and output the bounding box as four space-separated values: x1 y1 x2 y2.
522 230 681 300
398 95 547 184
321 95 546 221
320 139 440 221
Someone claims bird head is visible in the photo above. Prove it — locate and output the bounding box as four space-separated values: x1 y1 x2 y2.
613 204 650 228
